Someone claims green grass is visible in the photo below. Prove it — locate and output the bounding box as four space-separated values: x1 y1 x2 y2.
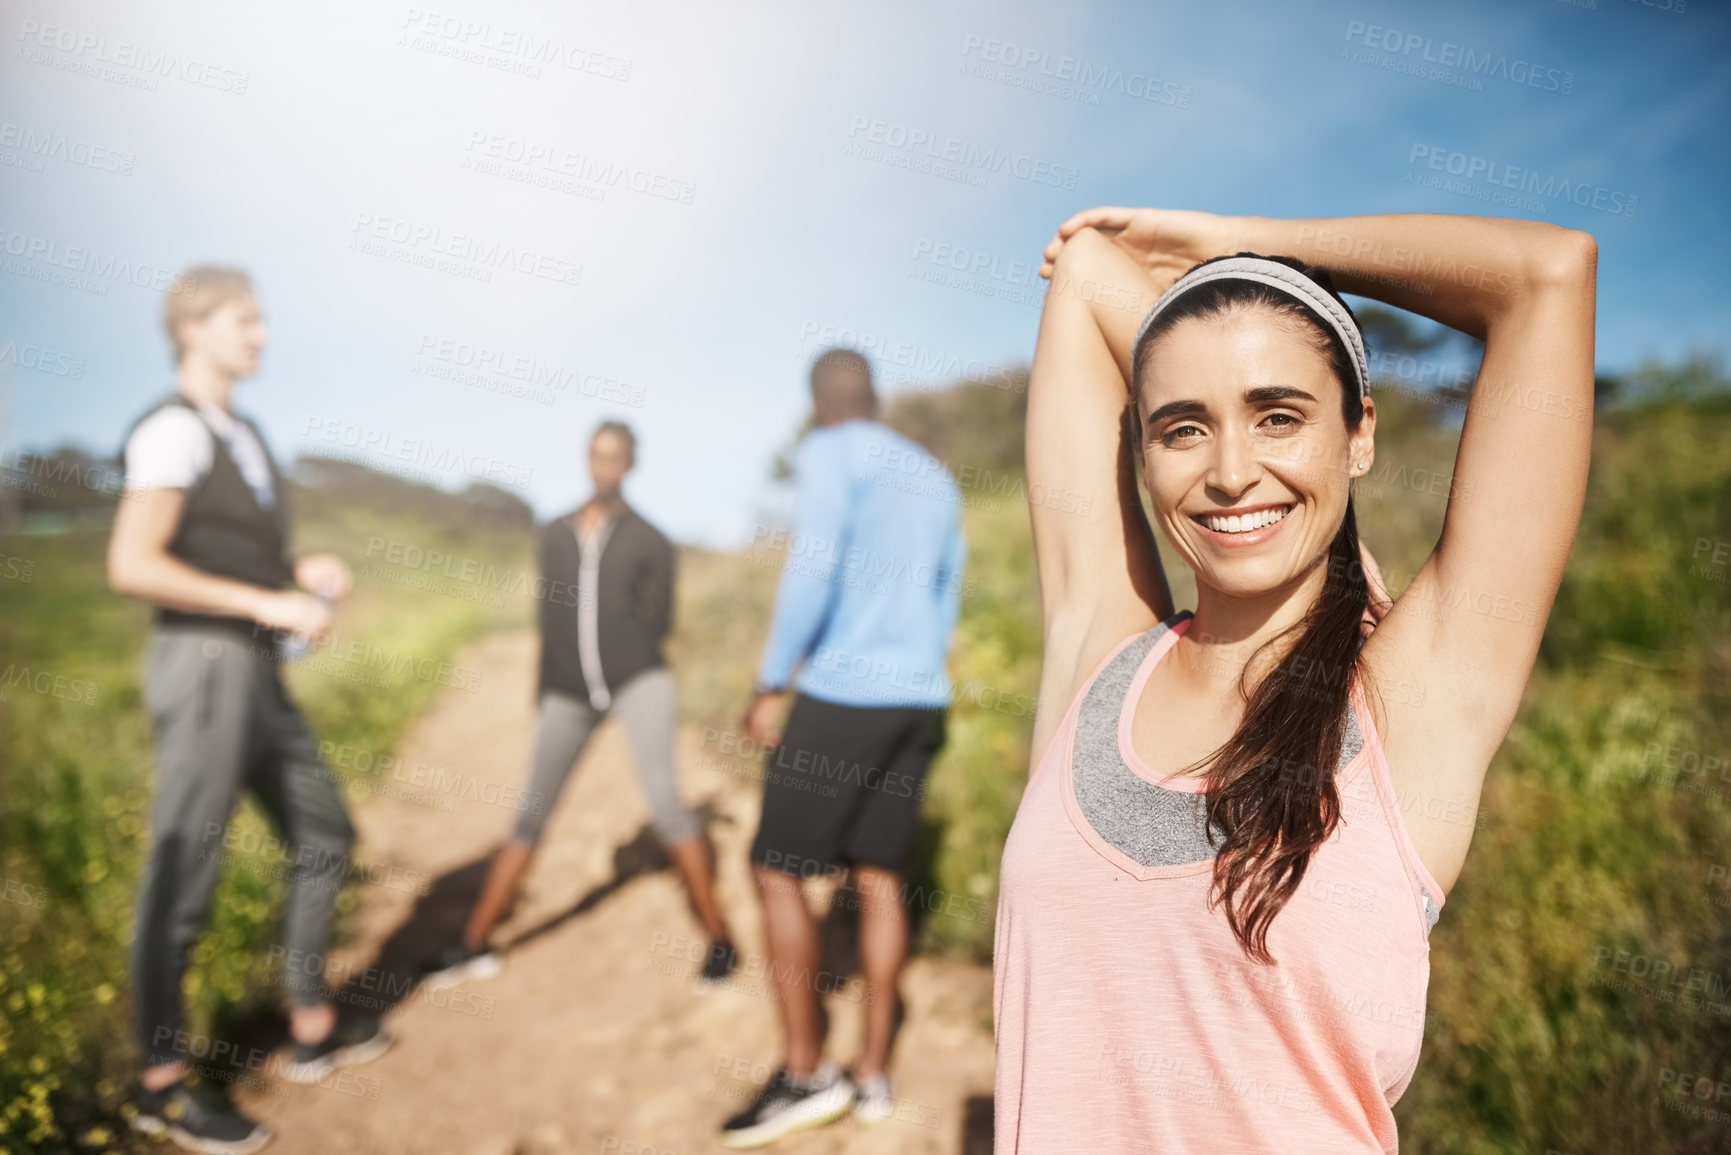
1395 389 1731 1155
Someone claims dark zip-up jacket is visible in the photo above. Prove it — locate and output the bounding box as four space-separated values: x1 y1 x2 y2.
536 506 673 703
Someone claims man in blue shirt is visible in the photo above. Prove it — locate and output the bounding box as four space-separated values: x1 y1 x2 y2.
721 349 966 1147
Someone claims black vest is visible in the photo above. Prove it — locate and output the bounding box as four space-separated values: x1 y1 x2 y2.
125 395 295 635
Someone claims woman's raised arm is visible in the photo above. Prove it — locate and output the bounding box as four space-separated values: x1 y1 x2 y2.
1025 226 1183 761
1242 214 1596 725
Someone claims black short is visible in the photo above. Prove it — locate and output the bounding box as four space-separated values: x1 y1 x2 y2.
749 693 946 878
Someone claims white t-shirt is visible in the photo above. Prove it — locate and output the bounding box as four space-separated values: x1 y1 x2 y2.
124 399 277 509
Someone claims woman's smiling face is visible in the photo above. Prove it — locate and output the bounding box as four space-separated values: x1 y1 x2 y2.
1136 306 1375 599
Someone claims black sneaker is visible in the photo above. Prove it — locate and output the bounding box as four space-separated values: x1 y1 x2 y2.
720 1062 855 1148
693 941 739 989
130 1080 272 1154
281 1018 393 1084
419 940 504 992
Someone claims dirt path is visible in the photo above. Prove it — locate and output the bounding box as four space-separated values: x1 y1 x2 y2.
236 631 997 1155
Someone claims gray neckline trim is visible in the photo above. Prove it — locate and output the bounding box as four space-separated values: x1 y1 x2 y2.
1069 614 1379 863
1068 614 1438 935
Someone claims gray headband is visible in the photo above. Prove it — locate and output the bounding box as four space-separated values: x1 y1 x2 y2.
1131 256 1369 401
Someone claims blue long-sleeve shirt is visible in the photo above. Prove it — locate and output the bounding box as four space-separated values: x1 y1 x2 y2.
756 419 966 708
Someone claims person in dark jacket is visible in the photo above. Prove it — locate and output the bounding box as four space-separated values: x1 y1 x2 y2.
108 266 389 1155
421 421 735 988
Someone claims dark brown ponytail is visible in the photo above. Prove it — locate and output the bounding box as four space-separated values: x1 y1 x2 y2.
1133 253 1371 964
1199 502 1368 963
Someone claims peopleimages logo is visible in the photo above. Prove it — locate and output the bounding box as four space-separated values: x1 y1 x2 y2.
0 337 85 378
0 121 135 175
0 229 188 295
911 238 1040 289
301 416 535 490
845 115 1079 190
413 334 647 407
347 211 583 288
463 131 695 204
794 322 1016 393
400 7 632 80
1343 20 1575 95
14 19 251 93
957 34 1192 109
1408 144 1637 219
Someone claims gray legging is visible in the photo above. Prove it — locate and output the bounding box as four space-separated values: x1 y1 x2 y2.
511 667 699 847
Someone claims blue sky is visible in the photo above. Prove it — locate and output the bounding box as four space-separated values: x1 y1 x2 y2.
2 0 1726 548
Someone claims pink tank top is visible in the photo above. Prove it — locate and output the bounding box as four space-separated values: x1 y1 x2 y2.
993 615 1446 1153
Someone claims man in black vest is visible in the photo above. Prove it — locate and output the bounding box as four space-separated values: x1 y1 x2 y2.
108 267 388 1153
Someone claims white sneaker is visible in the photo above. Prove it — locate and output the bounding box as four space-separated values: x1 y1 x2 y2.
418 941 504 993
720 1061 856 1148
852 1072 894 1122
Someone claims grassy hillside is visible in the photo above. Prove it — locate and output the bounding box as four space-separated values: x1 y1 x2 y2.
1398 378 1731 1155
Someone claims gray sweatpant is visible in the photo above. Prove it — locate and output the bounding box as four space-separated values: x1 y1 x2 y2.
133 627 355 1067
511 668 699 847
